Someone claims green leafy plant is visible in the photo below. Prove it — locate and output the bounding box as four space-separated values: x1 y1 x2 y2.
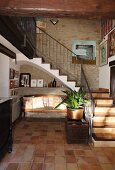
55 89 87 109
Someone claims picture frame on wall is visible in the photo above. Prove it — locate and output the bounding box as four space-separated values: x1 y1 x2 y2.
108 29 115 57
100 41 108 66
9 68 15 79
31 79 37 87
14 71 19 78
19 73 31 87
37 79 43 87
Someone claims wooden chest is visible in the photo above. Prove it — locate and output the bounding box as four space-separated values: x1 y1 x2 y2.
65 118 89 144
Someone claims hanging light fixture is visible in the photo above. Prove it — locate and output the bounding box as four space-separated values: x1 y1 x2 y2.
50 18 59 25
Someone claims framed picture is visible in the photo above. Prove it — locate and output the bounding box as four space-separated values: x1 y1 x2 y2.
31 79 37 87
108 29 115 57
9 80 15 89
37 79 43 87
19 73 31 87
14 71 19 78
14 80 19 88
9 68 15 79
100 41 107 66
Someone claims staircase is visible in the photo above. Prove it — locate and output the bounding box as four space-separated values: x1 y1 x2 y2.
92 89 115 147
17 24 83 90
17 54 80 91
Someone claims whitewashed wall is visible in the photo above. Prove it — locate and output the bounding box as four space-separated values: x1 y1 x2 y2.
0 53 9 97
99 55 115 91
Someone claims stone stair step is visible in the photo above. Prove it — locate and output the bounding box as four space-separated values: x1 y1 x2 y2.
92 133 115 140
92 127 115 135
94 98 113 106
94 112 115 117
93 117 115 127
91 88 109 92
92 92 110 98
92 138 115 147
94 106 115 114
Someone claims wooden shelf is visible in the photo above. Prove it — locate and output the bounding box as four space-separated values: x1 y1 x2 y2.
72 57 96 65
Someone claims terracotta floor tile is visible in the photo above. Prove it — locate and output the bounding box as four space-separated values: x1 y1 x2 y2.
97 155 112 164
77 163 103 170
6 163 19 170
55 149 65 156
43 163 55 170
66 155 76 163
77 156 99 165
31 163 43 170
100 163 115 170
0 163 8 170
74 149 85 156
33 156 45 163
66 163 79 170
0 119 115 170
55 156 66 163
34 149 45 156
45 156 55 163
55 163 66 170
18 162 31 170
65 150 74 155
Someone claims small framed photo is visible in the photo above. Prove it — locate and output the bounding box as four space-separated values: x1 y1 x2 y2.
14 71 19 78
31 79 37 87
9 68 15 79
37 79 43 87
9 80 15 89
100 41 108 66
14 80 19 88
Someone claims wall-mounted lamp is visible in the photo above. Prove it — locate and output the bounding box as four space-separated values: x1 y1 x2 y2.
50 18 59 25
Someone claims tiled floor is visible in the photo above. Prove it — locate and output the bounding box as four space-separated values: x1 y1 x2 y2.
0 118 115 170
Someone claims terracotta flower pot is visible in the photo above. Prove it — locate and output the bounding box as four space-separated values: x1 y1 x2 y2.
67 108 84 120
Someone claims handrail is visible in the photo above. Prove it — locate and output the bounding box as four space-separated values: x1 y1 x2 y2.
37 26 80 59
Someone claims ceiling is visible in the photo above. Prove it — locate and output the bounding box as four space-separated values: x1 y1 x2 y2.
0 0 115 19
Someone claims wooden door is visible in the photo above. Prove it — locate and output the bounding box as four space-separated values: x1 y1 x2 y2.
110 66 115 98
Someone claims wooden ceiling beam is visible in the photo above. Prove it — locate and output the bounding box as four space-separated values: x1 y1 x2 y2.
0 43 16 59
0 0 115 19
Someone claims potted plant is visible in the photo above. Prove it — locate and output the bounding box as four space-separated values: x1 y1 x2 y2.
55 89 88 120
